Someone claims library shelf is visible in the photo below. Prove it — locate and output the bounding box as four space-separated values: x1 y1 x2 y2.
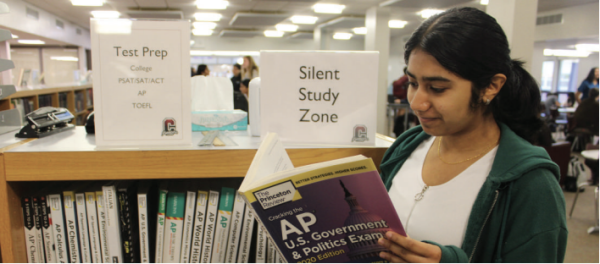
0 127 395 262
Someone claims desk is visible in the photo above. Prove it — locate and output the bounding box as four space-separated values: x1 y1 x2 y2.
387 103 410 137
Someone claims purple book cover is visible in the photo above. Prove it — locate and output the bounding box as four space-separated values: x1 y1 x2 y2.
246 159 405 263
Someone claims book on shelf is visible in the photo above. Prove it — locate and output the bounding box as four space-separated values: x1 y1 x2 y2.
255 225 267 263
162 185 186 263
266 238 275 263
21 196 41 263
63 187 82 263
200 190 220 263
85 190 103 263
39 195 58 263
59 93 68 108
180 187 197 263
236 202 256 263
75 191 93 263
96 188 111 263
103 181 124 263
238 132 406 263
137 181 158 263
117 181 140 263
48 192 69 263
154 182 169 263
225 192 246 263
211 187 235 263
189 190 209 263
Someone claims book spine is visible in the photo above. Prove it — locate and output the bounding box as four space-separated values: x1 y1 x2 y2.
266 238 275 263
180 191 197 263
211 187 235 263
85 192 103 263
118 187 138 263
32 197 46 263
40 196 58 263
225 192 246 263
75 193 92 263
103 185 123 263
155 189 168 263
22 197 38 263
190 191 208 263
200 190 219 263
138 192 150 263
48 194 69 263
96 191 111 263
236 204 255 263
63 191 81 263
255 224 267 263
162 191 186 263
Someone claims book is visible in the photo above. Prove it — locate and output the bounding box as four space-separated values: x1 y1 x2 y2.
255 225 267 263
180 189 197 263
225 192 246 262
200 190 219 263
103 182 124 263
22 197 40 263
85 190 103 263
211 187 235 263
63 188 81 263
154 182 169 263
162 187 186 263
266 238 275 263
75 192 92 263
137 181 157 263
190 190 209 263
40 195 58 263
96 190 111 263
117 181 139 263
32 197 46 263
238 133 406 263
236 203 256 263
48 193 70 263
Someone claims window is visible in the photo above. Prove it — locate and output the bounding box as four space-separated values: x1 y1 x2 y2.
557 59 579 92
540 61 554 91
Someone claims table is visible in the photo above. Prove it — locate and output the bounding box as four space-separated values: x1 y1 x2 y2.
558 107 576 113
576 149 599 234
581 150 599 160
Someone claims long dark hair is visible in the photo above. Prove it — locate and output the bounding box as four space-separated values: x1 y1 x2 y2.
404 7 542 143
585 67 598 83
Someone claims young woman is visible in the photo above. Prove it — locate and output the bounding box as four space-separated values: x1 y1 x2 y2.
576 67 599 104
377 7 567 263
241 56 259 80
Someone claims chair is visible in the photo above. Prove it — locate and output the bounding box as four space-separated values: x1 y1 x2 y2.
568 144 599 234
543 141 571 187
566 117 594 152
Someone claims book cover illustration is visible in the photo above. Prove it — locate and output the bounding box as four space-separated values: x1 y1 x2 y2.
244 159 405 263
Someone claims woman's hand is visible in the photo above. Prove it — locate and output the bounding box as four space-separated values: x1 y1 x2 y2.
378 231 442 263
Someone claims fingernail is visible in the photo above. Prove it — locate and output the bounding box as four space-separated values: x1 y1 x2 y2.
386 232 393 238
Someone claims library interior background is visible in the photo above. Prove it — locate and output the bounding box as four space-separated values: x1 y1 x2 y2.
0 0 598 263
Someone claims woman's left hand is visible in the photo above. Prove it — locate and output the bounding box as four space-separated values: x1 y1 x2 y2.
378 231 442 263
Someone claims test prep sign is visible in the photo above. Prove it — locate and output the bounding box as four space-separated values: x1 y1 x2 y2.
91 19 191 147
259 51 378 145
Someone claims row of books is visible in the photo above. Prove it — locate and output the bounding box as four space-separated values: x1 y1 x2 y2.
11 97 34 122
21 180 285 263
39 94 53 108
75 92 85 112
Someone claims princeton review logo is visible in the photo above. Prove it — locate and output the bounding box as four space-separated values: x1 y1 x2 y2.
351 124 368 142
161 117 178 136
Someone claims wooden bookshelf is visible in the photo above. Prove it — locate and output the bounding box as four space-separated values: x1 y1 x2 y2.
0 128 395 262
1 83 93 126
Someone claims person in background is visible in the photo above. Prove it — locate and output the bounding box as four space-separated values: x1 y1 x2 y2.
393 67 410 136
241 56 259 80
544 92 560 121
191 67 196 77
573 88 599 136
231 63 242 92
564 92 576 107
576 67 599 104
234 79 250 115
196 64 210 76
377 7 566 263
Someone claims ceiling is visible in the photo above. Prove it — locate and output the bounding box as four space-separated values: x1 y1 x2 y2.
16 0 600 41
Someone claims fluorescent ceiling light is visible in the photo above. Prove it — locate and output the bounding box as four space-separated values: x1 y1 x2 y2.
290 15 318 24
544 49 590 57
11 34 17 38
389 20 407 28
333 32 352 40
193 22 217 29
575 44 599 52
352 27 367 35
71 0 103 6
18 40 45 45
480 0 489 5
95 19 132 34
194 12 222 21
91 11 120 19
196 0 228 10
190 40 195 46
192 29 213 36
419 9 444 19
312 3 345 14
275 24 299 32
264 30 284 37
51 56 79 61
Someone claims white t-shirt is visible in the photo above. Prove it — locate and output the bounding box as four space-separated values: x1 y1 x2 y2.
388 136 498 247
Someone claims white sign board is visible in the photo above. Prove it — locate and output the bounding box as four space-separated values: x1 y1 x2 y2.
259 51 378 145
91 19 191 147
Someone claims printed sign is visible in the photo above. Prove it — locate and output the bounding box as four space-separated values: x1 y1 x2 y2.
259 51 378 145
91 19 191 147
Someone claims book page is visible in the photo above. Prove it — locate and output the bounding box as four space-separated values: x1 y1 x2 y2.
240 133 293 192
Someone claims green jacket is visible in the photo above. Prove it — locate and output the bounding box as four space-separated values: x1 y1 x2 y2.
380 123 568 263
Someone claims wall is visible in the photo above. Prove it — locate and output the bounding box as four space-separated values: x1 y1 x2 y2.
388 35 407 87
535 2 599 41
191 35 364 52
